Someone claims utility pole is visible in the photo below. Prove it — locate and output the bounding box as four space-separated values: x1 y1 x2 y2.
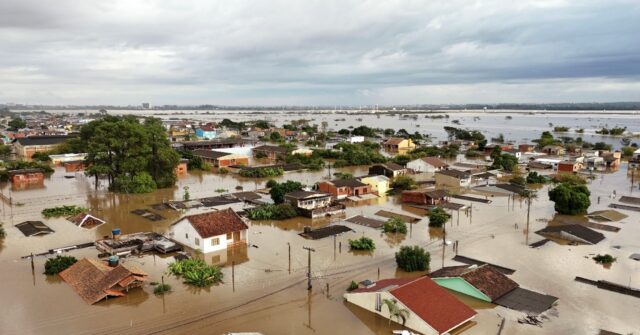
442 228 446 268
303 246 316 290
287 242 291 274
232 261 235 292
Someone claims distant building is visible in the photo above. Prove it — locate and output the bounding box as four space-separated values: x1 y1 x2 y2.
435 169 471 188
406 156 448 173
14 135 74 160
383 137 416 152
252 145 288 161
317 178 372 199
358 175 390 196
141 102 150 109
284 190 344 218
401 189 448 206
192 149 249 168
8 169 44 185
195 126 217 139
368 163 407 178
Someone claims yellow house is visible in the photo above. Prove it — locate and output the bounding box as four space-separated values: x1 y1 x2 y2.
383 137 416 153
359 175 390 196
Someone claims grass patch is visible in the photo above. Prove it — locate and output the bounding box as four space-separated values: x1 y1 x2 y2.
42 205 86 218
168 258 223 287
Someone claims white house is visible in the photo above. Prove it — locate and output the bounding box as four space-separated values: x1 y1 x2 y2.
344 277 477 335
348 136 365 144
406 156 448 173
170 208 249 253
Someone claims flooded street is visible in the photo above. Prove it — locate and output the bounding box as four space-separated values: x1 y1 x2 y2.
1 115 640 334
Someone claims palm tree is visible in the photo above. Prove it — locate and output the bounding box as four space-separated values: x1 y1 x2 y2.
520 188 538 245
382 298 410 327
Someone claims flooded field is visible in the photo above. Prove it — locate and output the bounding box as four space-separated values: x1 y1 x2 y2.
1 115 640 334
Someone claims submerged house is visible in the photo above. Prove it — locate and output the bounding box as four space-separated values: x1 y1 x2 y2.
401 189 449 206
344 276 476 335
170 208 249 253
59 258 148 304
369 163 407 178
535 224 604 245
317 178 372 199
435 169 471 188
383 137 416 153
284 190 345 218
358 175 390 196
406 156 449 173
192 149 249 168
252 145 288 161
67 212 106 229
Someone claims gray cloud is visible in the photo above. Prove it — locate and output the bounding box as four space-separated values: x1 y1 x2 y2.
0 0 639 105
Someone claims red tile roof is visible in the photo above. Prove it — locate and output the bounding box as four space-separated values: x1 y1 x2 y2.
390 277 477 334
421 156 448 168
180 208 248 239
384 137 406 145
352 276 476 334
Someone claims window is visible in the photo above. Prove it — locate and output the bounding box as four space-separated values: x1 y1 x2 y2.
195 237 199 246
211 238 220 246
185 233 189 239
226 233 233 240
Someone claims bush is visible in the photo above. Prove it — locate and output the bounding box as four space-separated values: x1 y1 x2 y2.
44 255 77 275
266 179 278 188
0 223 5 238
246 204 298 220
348 236 375 251
239 167 284 178
548 182 591 215
168 258 223 287
551 173 586 185
464 150 482 158
153 283 172 295
428 207 450 227
593 254 616 264
42 205 86 218
347 280 359 292
526 172 548 184
395 246 430 272
218 167 229 174
383 218 407 234
389 176 417 193
269 180 304 203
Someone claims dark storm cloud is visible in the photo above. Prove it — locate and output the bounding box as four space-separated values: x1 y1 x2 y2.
0 0 639 105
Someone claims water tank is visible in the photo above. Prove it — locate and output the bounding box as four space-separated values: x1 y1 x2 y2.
108 255 119 267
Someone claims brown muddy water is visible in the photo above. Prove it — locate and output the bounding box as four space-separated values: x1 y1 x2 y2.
1 163 639 335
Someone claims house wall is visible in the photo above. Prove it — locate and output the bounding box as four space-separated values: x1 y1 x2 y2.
10 172 44 184
435 174 470 188
344 291 439 335
290 196 332 210
558 163 578 173
361 177 389 196
432 278 492 302
407 159 437 173
318 183 348 199
218 156 249 168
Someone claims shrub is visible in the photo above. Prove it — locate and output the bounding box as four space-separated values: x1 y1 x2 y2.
153 283 172 295
551 173 586 185
428 207 450 227
44 255 77 275
266 179 278 188
526 172 548 184
593 254 616 264
553 126 569 132
218 167 229 174
383 218 407 234
42 205 86 218
395 246 430 272
548 182 591 215
348 236 375 251
0 223 5 238
239 167 284 178
168 258 223 287
269 180 304 203
464 150 482 158
246 204 298 220
389 176 417 192
347 281 359 292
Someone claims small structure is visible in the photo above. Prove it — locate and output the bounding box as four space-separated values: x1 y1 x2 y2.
63 160 85 172
14 135 74 160
95 232 180 255
344 276 477 335
252 145 288 161
284 190 345 218
368 163 407 178
15 221 54 236
374 210 421 223
59 258 148 304
588 210 628 222
345 215 387 229
536 224 605 245
383 137 416 153
429 265 518 303
170 208 249 253
435 169 471 188
401 189 448 206
317 178 372 199
67 213 106 229
192 149 249 168
8 169 44 184
541 145 565 156
557 160 581 173
195 126 217 139
601 151 621 169
49 153 87 166
358 175 390 196
406 156 448 173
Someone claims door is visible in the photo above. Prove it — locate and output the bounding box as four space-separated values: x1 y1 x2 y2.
233 231 241 242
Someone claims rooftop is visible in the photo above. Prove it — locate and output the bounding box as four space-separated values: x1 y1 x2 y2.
176 208 248 239
430 264 519 301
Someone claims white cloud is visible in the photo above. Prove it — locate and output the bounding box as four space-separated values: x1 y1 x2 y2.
0 0 639 105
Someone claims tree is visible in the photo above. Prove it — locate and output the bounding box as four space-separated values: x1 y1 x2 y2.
269 131 282 142
44 255 77 275
509 175 526 186
526 172 548 184
348 236 375 250
383 217 407 234
395 246 430 272
428 207 450 227
548 182 590 215
8 117 26 130
183 186 190 201
382 298 410 326
269 180 304 203
144 118 180 188
389 176 417 193
392 154 411 166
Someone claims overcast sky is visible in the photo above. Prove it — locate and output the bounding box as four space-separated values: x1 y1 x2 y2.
1 0 639 106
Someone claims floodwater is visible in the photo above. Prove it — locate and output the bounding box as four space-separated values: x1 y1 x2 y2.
22 109 640 149
2 115 640 334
